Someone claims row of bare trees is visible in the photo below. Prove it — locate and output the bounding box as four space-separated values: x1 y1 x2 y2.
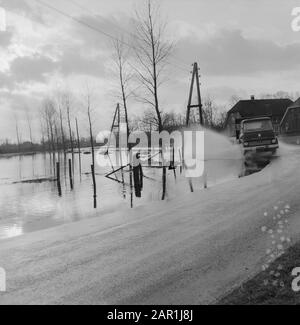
39 89 96 155
128 97 227 133
40 94 73 154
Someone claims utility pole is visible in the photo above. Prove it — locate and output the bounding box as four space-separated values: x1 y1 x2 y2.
105 103 124 154
186 62 203 126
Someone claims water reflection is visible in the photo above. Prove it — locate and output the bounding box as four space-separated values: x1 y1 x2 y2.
0 148 245 240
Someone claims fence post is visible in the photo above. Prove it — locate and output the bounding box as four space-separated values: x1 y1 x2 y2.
56 161 62 197
91 164 97 208
129 165 133 208
203 170 207 189
68 158 73 190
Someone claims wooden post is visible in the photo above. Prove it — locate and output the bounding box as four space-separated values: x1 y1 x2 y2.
171 146 176 180
189 179 194 192
160 149 167 200
129 165 133 208
161 166 167 200
91 164 97 209
203 171 207 189
68 158 73 190
172 145 175 167
133 163 143 198
179 148 183 174
139 164 143 190
75 118 82 180
56 161 62 197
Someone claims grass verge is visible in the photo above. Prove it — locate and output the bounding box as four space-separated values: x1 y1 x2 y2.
217 241 300 305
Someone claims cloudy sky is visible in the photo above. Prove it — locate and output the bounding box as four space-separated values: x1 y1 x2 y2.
0 0 300 142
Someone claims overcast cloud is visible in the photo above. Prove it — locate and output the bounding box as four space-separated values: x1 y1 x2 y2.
0 0 300 141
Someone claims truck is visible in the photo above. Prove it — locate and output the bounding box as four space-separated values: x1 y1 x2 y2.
237 117 279 154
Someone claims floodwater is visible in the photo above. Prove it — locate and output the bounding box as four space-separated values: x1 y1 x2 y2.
0 131 246 240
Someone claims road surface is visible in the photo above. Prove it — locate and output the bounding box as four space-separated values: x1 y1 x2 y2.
1 143 300 304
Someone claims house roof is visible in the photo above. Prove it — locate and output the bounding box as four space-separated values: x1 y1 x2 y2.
228 98 293 118
280 98 300 126
288 97 300 109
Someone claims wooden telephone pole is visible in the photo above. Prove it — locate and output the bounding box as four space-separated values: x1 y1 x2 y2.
105 103 121 155
186 62 203 126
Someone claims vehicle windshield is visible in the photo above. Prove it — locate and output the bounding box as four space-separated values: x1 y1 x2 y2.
243 120 273 132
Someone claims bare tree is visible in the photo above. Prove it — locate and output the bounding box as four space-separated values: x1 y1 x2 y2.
26 110 33 145
259 91 300 100
112 38 132 137
59 105 66 154
75 117 82 177
229 95 241 107
138 108 160 132
215 110 227 130
41 98 57 153
39 115 46 150
54 123 60 151
14 115 21 152
67 98 74 155
40 108 51 152
86 89 95 167
202 96 227 130
134 109 184 133
203 97 214 127
61 92 74 156
133 0 173 132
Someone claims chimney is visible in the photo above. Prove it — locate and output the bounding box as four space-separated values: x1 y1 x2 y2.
251 95 255 100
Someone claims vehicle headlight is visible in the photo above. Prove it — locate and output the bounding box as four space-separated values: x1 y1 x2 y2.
271 138 277 144
244 142 249 146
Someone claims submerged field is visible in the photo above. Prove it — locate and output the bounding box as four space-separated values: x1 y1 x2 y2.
0 129 244 240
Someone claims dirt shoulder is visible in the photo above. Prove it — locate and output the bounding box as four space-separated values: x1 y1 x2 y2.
217 240 300 305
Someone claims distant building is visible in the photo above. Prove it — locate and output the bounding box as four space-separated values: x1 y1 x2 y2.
280 98 300 135
225 96 293 137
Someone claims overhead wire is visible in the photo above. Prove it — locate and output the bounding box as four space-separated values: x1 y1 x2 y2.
34 0 191 74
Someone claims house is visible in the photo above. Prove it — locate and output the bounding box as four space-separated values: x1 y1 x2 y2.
280 98 300 135
225 96 293 137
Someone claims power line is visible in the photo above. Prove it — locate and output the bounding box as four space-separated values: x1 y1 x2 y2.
66 0 191 69
34 0 190 73
7 1 189 76
34 0 131 46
